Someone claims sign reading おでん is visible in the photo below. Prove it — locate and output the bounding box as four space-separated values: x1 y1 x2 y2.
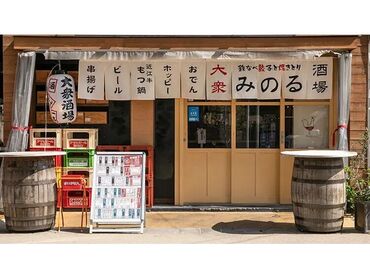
89 152 146 233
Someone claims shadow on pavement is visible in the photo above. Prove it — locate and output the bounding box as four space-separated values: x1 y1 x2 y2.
212 219 360 234
212 219 298 234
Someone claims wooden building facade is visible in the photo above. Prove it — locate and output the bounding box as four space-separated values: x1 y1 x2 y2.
1 35 368 205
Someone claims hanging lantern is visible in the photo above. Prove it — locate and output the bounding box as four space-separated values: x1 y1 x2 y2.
46 72 77 124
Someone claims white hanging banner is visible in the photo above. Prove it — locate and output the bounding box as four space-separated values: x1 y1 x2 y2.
130 61 155 100
153 60 181 98
78 60 105 100
231 61 258 99
46 73 77 123
282 61 308 99
256 61 282 100
105 61 131 101
306 57 333 99
206 60 232 100
181 60 206 100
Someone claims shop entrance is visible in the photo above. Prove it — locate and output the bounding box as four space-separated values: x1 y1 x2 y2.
178 98 335 205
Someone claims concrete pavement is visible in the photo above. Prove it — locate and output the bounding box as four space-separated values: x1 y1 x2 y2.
0 211 369 243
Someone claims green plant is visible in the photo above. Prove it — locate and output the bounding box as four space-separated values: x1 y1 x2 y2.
345 129 370 213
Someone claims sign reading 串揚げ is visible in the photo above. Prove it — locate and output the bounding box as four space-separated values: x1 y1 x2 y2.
78 60 105 100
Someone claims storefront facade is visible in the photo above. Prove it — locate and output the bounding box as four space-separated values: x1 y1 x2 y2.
2 36 368 206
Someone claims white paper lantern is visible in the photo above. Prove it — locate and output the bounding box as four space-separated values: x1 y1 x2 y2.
46 73 77 124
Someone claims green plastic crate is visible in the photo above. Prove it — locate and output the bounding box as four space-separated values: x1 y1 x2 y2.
64 149 95 168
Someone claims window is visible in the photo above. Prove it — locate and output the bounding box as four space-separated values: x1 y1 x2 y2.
236 106 280 148
187 106 231 148
285 105 329 149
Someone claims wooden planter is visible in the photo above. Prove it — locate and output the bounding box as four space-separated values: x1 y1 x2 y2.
355 201 370 233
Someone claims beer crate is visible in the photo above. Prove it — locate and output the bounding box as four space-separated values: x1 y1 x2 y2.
63 128 98 149
63 167 94 187
64 149 95 168
58 188 92 209
29 128 62 149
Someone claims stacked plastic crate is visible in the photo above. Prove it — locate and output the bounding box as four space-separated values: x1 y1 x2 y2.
95 145 154 207
61 129 98 209
29 128 63 182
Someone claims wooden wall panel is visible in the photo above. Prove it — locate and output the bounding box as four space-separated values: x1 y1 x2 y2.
2 37 19 145
349 36 368 153
130 100 154 146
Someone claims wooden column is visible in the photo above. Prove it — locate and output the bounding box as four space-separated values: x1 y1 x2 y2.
2 36 19 145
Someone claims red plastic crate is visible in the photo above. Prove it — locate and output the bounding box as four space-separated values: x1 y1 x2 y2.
96 145 127 151
61 175 86 190
59 188 92 209
29 147 63 167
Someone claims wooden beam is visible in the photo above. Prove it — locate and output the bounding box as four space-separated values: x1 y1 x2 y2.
13 36 361 51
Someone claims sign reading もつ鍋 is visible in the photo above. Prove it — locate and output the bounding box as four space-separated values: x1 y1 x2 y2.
90 152 146 233
77 58 333 101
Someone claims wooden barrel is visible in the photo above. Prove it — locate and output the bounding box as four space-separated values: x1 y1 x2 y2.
291 157 346 233
2 157 57 232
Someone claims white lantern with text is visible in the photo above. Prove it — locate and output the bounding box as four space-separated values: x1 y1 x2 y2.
46 73 77 124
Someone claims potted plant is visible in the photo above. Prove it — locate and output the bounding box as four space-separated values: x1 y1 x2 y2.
345 129 370 233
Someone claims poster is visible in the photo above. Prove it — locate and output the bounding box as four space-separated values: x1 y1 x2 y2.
292 105 329 149
306 57 333 100
181 60 206 100
105 61 131 100
90 152 146 231
256 61 282 100
78 60 106 100
231 61 258 99
206 60 232 100
130 61 155 100
153 60 181 98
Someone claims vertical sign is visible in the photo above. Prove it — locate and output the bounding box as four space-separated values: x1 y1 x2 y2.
90 152 146 233
105 61 131 100
282 61 307 99
78 60 105 100
181 60 206 100
206 60 232 100
257 62 282 100
232 61 258 99
46 74 77 123
130 61 155 100
306 57 333 99
153 60 181 98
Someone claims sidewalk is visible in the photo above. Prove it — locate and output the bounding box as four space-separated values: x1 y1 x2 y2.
1 211 369 244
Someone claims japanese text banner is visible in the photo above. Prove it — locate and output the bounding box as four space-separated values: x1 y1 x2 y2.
282 61 308 100
78 60 105 100
153 60 181 98
206 60 232 100
105 61 131 101
256 61 282 100
130 61 155 100
306 57 333 100
181 60 206 100
231 61 258 99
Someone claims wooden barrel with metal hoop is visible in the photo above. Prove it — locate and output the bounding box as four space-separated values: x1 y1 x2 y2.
2 157 57 232
291 157 346 233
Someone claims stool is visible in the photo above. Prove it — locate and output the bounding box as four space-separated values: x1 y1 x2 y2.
57 175 88 232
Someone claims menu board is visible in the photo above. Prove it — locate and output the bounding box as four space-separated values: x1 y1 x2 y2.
89 152 146 233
